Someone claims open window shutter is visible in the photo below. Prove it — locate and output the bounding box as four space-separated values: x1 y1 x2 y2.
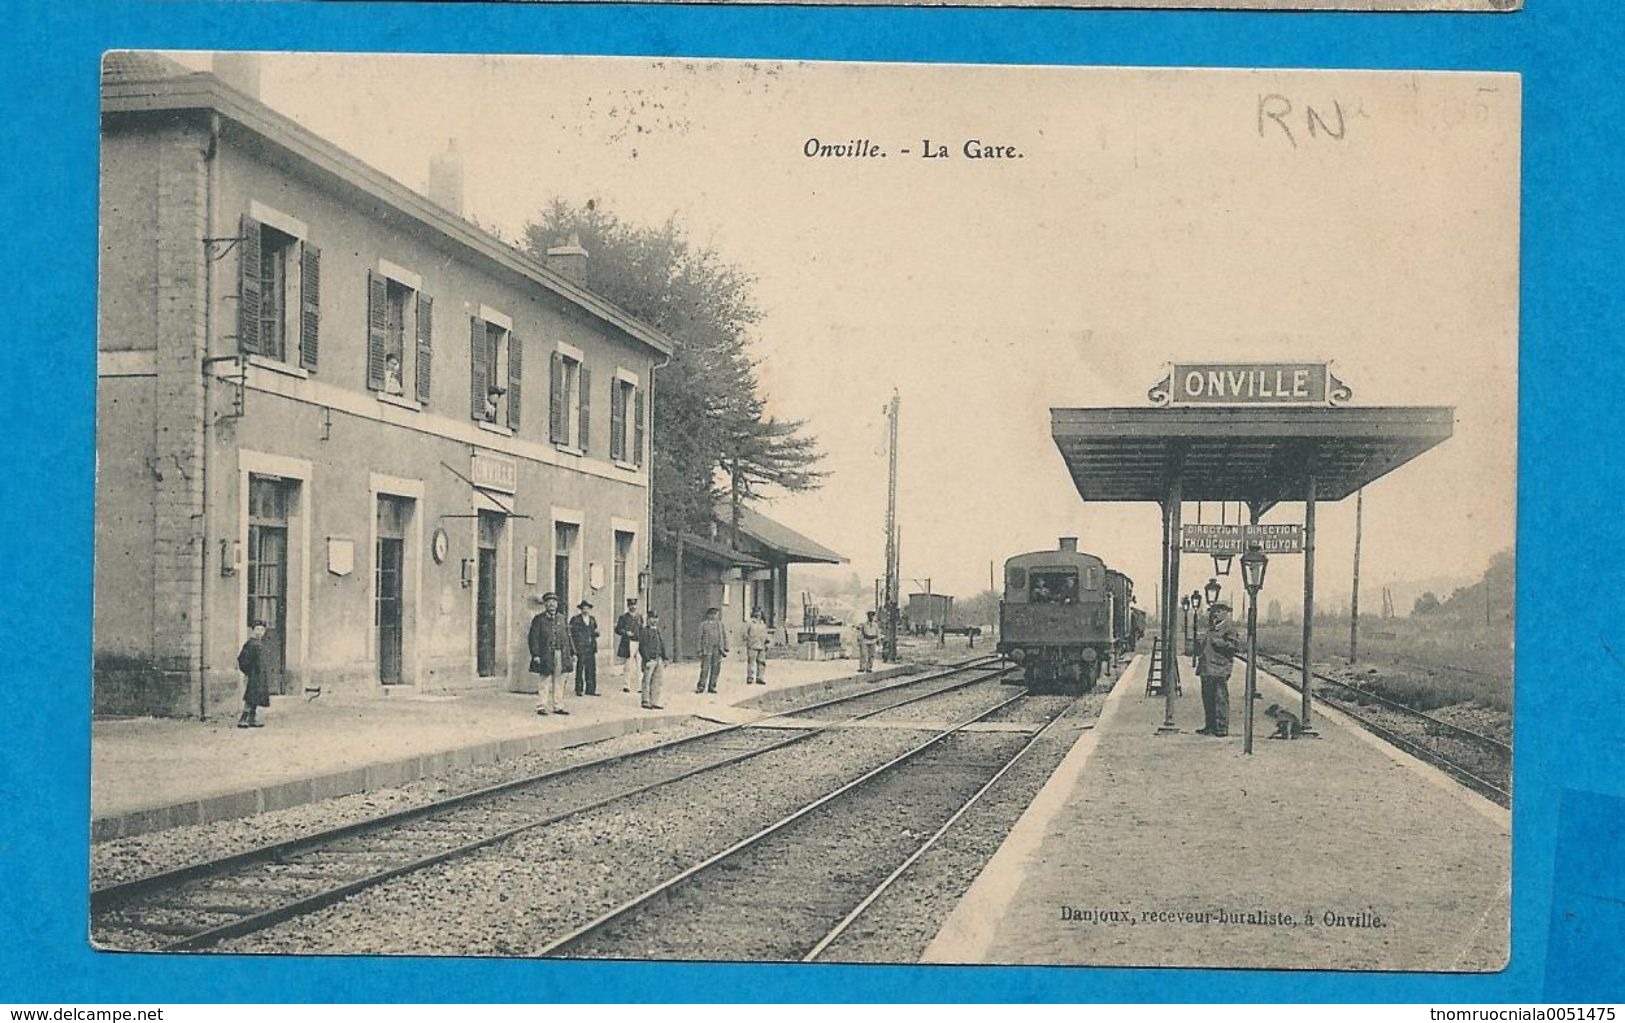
238 215 262 355
633 387 645 467
469 317 488 421
549 352 566 443
610 381 626 461
299 244 320 372
366 270 387 390
507 334 523 431
578 364 592 452
415 293 433 405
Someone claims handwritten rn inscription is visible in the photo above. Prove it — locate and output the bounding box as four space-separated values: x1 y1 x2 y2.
1257 94 1350 149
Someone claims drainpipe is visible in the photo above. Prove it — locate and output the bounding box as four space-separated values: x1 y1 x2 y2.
198 112 221 721
645 349 670 638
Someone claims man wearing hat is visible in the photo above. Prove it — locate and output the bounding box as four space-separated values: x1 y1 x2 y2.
857 610 881 673
614 597 643 694
528 592 573 716
638 609 668 710
695 607 729 694
1195 601 1242 737
569 598 600 697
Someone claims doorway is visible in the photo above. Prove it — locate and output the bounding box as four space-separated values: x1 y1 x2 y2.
476 510 503 677
247 476 291 695
376 495 410 685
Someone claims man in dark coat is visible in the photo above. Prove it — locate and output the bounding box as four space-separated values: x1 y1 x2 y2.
569 599 600 697
615 597 643 694
638 610 668 710
237 621 270 728
1195 602 1242 737
528 592 573 716
695 607 729 694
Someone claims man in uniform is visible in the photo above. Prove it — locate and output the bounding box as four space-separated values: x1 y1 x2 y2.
615 597 643 694
1195 601 1242 737
569 599 600 697
528 592 573 716
743 608 771 685
696 607 729 694
639 610 667 710
857 610 880 673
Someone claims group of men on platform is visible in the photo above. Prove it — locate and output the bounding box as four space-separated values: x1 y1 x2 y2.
525 593 777 716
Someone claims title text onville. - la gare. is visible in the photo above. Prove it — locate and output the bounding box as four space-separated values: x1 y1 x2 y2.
802 138 1023 160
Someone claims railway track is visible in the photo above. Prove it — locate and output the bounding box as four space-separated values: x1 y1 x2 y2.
1252 651 1510 807
91 656 1009 952
538 690 1082 962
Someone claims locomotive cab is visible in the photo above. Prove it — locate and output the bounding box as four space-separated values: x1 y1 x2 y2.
998 538 1115 693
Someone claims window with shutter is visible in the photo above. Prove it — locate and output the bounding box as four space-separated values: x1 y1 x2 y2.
238 215 262 356
415 293 433 405
633 387 645 467
299 244 320 372
507 334 523 431
610 379 627 462
578 364 591 452
367 271 388 391
549 352 566 443
469 317 488 421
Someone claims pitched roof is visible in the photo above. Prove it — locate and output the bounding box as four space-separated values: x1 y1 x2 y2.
669 533 767 569
715 503 847 565
100 53 674 359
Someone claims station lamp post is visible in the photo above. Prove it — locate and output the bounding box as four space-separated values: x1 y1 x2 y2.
1240 542 1269 755
1204 577 1222 608
1179 595 1191 651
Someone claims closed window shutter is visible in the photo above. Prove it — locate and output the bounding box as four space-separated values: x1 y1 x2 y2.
578 364 592 453
469 317 488 421
366 270 387 390
299 244 320 371
633 387 645 467
549 352 566 443
507 334 523 431
415 293 433 405
610 380 626 461
238 215 262 355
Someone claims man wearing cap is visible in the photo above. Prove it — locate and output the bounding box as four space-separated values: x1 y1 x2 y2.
857 610 881 673
743 608 772 685
1195 601 1242 737
696 607 729 694
615 597 643 694
569 598 600 697
638 610 667 710
528 592 573 716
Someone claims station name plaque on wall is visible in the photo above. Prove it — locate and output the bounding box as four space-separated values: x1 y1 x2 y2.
471 452 518 494
1149 362 1351 407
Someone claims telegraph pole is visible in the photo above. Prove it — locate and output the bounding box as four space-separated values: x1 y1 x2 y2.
883 391 901 662
1350 486 1363 664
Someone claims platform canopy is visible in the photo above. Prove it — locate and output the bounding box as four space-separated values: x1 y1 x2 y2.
1050 405 1455 507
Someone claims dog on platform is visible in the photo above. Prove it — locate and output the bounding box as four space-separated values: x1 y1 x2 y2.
1264 703 1303 740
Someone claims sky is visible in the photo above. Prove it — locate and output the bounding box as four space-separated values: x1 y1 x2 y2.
178 53 1520 614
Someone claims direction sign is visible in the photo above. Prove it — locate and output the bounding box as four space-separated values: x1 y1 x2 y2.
1181 523 1304 554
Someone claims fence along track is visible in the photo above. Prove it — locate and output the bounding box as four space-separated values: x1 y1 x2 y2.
92 655 1007 951
1252 651 1509 807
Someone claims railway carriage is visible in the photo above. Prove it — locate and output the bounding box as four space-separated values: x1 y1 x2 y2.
998 538 1116 692
1105 570 1136 657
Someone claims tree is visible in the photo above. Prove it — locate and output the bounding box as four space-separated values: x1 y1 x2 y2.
1413 592 1441 616
523 202 824 540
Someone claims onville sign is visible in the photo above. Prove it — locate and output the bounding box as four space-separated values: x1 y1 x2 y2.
1181 523 1305 555
1149 362 1351 407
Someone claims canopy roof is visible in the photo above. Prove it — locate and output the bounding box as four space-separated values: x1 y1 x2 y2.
716 504 848 565
1050 406 1454 506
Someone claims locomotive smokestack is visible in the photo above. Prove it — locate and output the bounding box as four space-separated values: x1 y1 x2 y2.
1059 537 1079 552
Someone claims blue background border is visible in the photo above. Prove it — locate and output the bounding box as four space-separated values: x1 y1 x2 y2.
3 0 1621 1003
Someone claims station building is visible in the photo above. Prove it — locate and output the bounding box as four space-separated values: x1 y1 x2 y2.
95 54 674 717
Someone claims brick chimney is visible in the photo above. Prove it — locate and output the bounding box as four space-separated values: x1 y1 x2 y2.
427 138 464 217
545 232 589 286
1059 537 1079 552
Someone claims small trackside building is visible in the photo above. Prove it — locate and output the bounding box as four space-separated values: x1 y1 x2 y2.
95 55 674 717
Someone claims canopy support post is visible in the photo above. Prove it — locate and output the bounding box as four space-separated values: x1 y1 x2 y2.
1301 471 1319 735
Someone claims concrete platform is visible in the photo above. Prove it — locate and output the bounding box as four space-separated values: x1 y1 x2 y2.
923 653 1511 971
92 656 919 842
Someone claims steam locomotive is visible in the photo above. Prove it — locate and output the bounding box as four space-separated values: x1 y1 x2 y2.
997 538 1142 692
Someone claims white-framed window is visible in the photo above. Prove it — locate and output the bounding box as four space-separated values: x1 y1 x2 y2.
609 372 644 467
471 308 520 430
550 345 590 452
239 208 320 371
368 263 432 406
